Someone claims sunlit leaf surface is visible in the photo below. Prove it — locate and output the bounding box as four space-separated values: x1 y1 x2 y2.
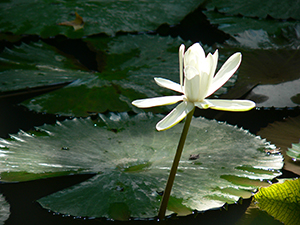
0 113 283 219
22 34 237 116
257 115 300 175
0 194 10 225
254 178 300 225
0 0 202 38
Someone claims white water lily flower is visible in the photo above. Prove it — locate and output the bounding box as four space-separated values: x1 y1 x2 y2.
132 43 255 131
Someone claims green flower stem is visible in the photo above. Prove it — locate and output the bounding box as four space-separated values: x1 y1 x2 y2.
158 107 195 220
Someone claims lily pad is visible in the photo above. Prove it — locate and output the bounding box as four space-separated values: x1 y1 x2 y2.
205 0 300 20
0 40 96 92
247 78 300 108
0 0 202 38
257 115 300 175
224 25 300 49
22 34 237 116
204 10 298 38
220 48 300 107
287 142 300 161
235 201 285 225
0 113 283 219
0 194 10 225
254 178 300 225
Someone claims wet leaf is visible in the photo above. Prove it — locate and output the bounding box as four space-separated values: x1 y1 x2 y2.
0 40 96 92
0 0 202 38
58 12 84 31
205 0 300 20
22 34 237 116
204 10 298 38
257 115 300 175
0 113 283 218
246 78 300 108
221 48 300 107
254 178 300 225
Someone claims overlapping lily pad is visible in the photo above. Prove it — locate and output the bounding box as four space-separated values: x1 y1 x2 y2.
0 0 202 38
0 40 96 92
20 34 237 116
288 142 300 161
254 178 300 225
205 0 300 20
0 113 283 219
203 1 300 49
257 115 300 175
219 48 300 108
203 11 298 38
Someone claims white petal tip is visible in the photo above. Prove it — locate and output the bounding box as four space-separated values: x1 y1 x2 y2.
208 99 256 112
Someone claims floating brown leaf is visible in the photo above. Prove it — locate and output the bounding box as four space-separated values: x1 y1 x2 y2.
59 12 84 31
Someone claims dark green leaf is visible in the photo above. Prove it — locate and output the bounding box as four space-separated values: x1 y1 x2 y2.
0 40 96 92
204 10 298 38
22 34 237 116
205 0 300 20
0 0 202 38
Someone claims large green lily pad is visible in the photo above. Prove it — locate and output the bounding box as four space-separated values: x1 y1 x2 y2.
0 113 283 219
0 0 202 38
21 34 237 116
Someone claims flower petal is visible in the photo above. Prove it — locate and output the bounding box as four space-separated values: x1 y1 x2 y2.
200 53 215 98
154 77 183 93
194 100 213 109
132 95 184 108
206 52 242 97
207 99 256 112
156 101 194 131
210 49 219 77
179 44 185 89
184 66 202 102
184 43 205 72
